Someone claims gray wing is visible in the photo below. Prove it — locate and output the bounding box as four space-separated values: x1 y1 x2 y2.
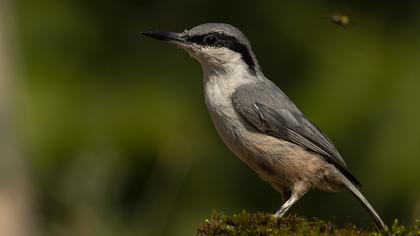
232 81 361 187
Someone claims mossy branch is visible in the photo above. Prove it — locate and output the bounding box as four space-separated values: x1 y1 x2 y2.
197 211 419 236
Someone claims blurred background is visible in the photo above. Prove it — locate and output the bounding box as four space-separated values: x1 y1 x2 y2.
1 0 420 235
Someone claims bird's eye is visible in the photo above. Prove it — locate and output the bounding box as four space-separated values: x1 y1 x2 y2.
203 35 218 46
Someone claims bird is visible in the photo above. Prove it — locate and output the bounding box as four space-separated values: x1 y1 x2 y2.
142 23 386 230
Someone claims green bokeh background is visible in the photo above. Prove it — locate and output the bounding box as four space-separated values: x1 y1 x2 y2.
5 0 420 235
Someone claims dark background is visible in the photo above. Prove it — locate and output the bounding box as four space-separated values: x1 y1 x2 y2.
1 0 419 235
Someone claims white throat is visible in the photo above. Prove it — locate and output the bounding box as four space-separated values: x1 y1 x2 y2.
203 60 254 105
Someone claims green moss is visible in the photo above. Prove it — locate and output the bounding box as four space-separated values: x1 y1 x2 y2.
197 211 419 236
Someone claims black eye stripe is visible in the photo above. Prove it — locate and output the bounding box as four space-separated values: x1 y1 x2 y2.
187 35 205 44
186 32 257 74
187 32 238 47
203 35 218 45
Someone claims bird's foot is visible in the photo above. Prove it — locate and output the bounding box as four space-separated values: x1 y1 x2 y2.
273 209 286 218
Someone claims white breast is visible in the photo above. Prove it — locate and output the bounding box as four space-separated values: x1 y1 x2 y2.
203 66 256 162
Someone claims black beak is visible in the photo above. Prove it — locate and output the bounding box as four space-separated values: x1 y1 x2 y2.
141 31 185 43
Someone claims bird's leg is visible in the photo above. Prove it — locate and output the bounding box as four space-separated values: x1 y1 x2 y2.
274 183 307 218
274 194 300 218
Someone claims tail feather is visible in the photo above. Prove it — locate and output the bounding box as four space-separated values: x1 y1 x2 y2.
343 178 386 231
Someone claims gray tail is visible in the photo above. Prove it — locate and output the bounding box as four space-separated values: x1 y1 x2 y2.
343 178 386 231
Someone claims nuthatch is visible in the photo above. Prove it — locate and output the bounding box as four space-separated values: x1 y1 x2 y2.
142 23 385 230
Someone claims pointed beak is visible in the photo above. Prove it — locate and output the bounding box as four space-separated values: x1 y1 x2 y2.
141 31 186 44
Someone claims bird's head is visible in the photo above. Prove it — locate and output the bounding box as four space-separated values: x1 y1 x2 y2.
142 23 260 75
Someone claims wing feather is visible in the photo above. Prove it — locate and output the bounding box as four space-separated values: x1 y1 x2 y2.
232 82 361 187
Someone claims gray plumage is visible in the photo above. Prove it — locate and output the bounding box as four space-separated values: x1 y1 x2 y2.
231 80 361 187
142 23 386 230
188 23 254 52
